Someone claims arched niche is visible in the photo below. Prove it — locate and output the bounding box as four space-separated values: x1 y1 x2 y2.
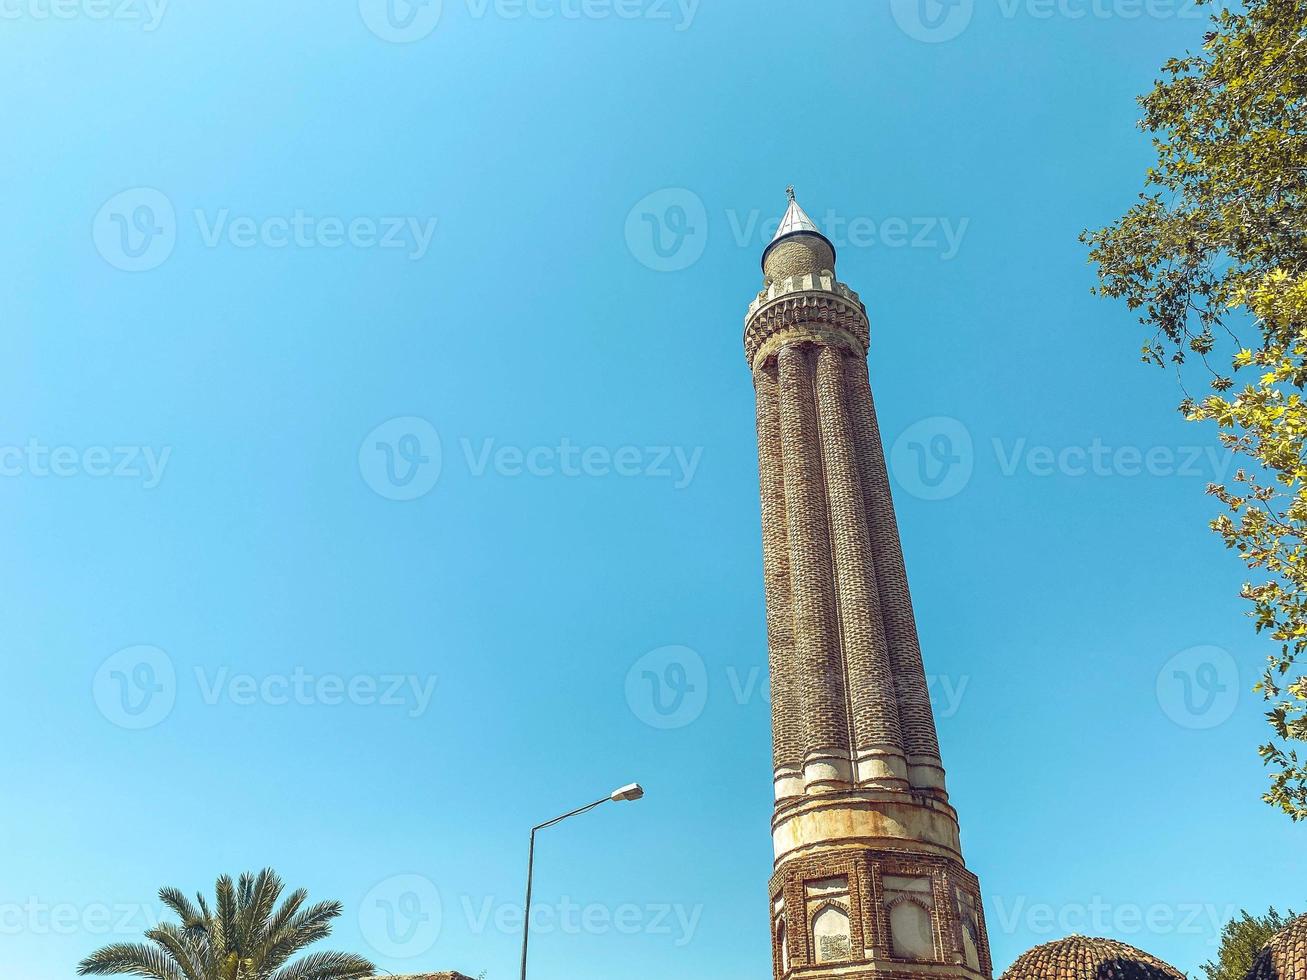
812 904 852 964
889 897 935 960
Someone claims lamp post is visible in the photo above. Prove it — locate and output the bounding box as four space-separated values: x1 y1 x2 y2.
519 783 645 980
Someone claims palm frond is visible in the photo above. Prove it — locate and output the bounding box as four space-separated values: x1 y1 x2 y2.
267 951 376 980
77 942 184 980
145 924 205 980
158 888 203 931
241 868 284 955
213 876 238 957
260 902 342 968
255 888 308 971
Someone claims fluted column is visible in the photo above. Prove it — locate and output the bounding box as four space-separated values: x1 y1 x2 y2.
844 357 945 793
777 342 851 789
755 360 804 800
814 345 908 789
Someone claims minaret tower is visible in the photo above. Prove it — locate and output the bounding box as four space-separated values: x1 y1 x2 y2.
746 190 990 980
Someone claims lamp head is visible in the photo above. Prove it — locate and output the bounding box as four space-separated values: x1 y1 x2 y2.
610 783 645 803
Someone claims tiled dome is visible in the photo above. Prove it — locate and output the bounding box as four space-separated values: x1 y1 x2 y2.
1002 936 1185 980
1248 914 1307 980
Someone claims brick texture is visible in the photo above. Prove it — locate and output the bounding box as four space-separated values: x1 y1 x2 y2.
755 360 803 774
1248 914 1307 980
777 342 850 764
1000 937 1185 980
745 212 982 980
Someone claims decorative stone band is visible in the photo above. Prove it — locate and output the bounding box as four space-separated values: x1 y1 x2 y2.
771 790 964 865
745 277 871 370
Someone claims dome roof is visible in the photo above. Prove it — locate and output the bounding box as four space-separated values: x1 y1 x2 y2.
1002 936 1185 980
1248 914 1307 980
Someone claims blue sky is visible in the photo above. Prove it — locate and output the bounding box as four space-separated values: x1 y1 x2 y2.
1 1 1301 979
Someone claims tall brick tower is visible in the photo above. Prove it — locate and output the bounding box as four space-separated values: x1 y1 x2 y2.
746 190 990 980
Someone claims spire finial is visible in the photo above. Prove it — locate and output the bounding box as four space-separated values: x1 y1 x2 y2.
786 185 796 202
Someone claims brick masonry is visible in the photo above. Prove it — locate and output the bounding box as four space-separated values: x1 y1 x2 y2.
745 198 987 980
1249 914 1307 980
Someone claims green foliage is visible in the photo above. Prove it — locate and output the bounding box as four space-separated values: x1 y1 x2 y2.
1202 908 1296 980
1082 0 1307 820
77 869 376 980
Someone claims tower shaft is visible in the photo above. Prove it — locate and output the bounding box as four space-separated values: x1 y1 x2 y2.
746 196 990 980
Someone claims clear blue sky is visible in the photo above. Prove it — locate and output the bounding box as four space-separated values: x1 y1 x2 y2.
1 2 1300 979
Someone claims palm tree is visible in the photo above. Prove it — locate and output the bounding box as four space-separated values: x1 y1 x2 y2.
78 868 377 980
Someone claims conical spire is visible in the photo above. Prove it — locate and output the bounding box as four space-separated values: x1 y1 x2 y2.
762 186 836 269
772 186 823 242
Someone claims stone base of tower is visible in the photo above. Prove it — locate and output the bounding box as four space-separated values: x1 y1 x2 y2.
777 962 991 980
768 846 991 980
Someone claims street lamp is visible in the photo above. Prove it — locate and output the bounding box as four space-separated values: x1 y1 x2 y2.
519 783 645 980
